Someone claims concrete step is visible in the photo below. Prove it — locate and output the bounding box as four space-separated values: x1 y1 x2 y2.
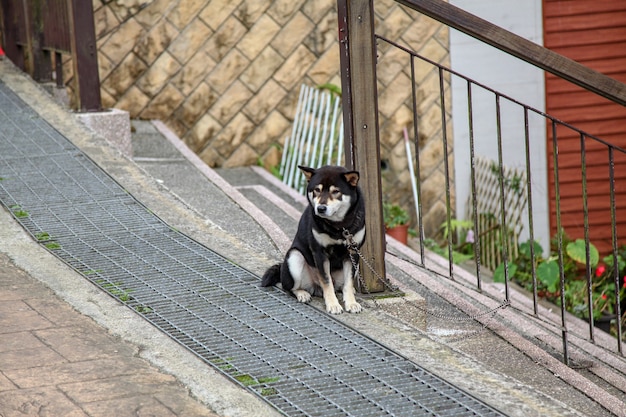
215 166 306 241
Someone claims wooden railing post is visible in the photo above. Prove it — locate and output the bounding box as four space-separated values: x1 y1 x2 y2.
28 0 53 82
67 0 101 112
20 0 34 75
337 0 387 293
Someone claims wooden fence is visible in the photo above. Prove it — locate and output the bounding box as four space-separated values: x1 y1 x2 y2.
0 0 101 111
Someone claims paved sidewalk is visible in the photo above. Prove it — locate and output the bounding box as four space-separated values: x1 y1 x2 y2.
0 252 218 417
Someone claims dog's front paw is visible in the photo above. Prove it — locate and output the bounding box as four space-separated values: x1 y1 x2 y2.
326 301 344 315
293 289 312 303
345 301 362 313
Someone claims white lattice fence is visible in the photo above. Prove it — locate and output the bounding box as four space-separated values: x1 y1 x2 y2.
466 156 528 271
280 84 344 195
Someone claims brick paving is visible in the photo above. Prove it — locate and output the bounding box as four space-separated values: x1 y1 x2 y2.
0 253 218 417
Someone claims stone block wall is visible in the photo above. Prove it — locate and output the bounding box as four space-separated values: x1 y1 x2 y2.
373 0 453 238
78 0 452 236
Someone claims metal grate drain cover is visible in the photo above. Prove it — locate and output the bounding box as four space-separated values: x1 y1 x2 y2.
0 81 505 416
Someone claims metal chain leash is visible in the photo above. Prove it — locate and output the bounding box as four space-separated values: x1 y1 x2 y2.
342 229 509 341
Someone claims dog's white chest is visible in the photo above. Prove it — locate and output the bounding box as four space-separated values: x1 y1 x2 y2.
313 227 365 248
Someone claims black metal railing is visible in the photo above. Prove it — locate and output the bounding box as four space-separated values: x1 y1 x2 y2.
338 0 625 364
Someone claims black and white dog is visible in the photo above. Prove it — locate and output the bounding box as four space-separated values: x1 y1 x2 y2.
261 165 366 314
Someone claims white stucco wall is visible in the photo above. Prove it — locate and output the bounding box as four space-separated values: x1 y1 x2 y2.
449 0 550 253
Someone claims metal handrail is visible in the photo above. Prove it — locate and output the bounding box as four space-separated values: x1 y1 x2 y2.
337 0 625 363
397 0 626 107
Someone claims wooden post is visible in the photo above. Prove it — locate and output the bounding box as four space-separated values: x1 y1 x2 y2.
337 0 386 292
67 0 101 112
21 0 34 75
29 0 53 82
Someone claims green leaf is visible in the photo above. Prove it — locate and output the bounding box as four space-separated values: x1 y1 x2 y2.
537 261 559 293
383 202 409 228
451 251 472 265
493 262 517 283
317 83 342 96
566 239 598 267
603 253 626 272
617 255 625 271
519 240 543 259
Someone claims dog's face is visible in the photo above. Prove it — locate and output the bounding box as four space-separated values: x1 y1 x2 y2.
299 165 359 223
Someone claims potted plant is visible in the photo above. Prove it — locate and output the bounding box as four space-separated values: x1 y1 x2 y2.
383 202 410 244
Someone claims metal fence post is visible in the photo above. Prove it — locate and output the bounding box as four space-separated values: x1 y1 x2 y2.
337 0 387 293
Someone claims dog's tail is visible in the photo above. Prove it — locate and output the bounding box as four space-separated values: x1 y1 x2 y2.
261 263 281 287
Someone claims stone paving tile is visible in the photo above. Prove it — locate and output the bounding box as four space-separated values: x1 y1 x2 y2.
23 297 90 327
0 331 45 353
0 373 16 391
0 346 66 371
34 325 136 362
0 387 88 416
0 266 48 301
0 299 36 315
59 372 178 404
0 297 55 335
0 288 36 301
0 253 221 417
153 390 221 417
81 395 178 417
4 358 144 388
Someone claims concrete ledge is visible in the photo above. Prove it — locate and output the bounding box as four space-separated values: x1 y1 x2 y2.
41 82 70 108
77 108 132 158
361 289 427 331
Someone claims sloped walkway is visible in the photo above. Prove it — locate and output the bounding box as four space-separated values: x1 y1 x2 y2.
1 60 624 417
0 80 504 415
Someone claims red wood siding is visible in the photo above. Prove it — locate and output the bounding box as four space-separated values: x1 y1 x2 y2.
544 0 626 256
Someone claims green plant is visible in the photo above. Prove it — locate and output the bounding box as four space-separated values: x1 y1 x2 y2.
317 83 342 108
494 239 559 293
260 387 278 396
441 218 475 256
421 218 475 265
424 238 473 265
36 232 51 241
213 358 235 371
318 82 341 97
135 305 153 314
489 162 524 195
579 250 626 320
495 233 626 328
10 205 29 218
257 144 283 179
383 202 409 229
441 219 473 241
234 374 256 386
96 280 133 303
233 374 280 388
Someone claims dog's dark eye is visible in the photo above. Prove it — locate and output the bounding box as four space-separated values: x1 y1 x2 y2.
332 189 341 196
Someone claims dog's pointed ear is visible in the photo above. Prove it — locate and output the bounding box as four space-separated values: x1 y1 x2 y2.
344 171 359 187
298 166 316 182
